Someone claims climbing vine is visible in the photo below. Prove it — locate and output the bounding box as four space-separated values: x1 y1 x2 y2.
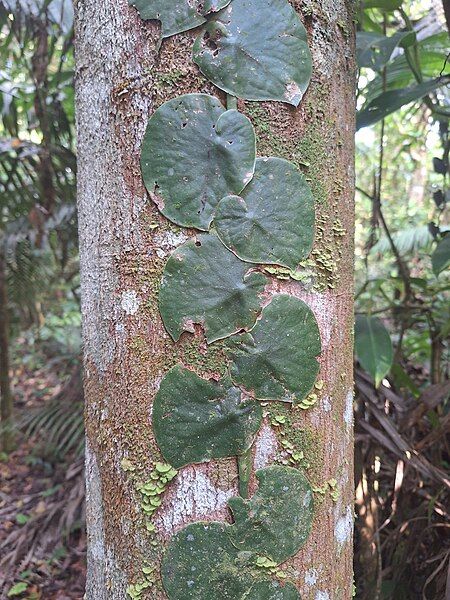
129 0 319 597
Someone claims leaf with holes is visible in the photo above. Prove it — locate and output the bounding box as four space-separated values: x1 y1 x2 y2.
141 94 256 230
153 366 262 469
215 157 314 269
355 315 393 388
228 465 313 564
159 233 266 343
129 0 231 38
228 295 321 403
192 0 312 105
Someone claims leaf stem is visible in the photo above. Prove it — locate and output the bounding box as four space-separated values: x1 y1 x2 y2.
237 448 252 499
226 94 238 110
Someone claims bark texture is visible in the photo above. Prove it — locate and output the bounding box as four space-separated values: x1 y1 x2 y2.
75 1 356 598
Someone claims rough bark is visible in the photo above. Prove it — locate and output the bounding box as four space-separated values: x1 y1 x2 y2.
75 1 356 598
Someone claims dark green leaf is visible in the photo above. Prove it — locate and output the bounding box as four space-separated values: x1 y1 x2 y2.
355 315 393 387
193 0 312 106
153 366 262 469
141 94 256 230
246 581 300 600
432 236 450 277
129 0 231 37
215 157 314 269
357 78 448 129
229 465 313 563
357 31 415 70
162 522 249 600
228 295 321 403
159 233 266 343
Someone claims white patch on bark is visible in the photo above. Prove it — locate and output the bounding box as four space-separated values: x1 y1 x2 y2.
315 592 331 600
334 505 353 548
305 569 318 586
121 290 140 315
253 423 278 470
322 395 332 412
344 389 354 429
155 467 235 536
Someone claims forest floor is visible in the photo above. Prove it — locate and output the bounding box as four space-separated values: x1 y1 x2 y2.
0 359 86 599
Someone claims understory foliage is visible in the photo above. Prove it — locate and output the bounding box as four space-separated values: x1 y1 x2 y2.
0 0 448 598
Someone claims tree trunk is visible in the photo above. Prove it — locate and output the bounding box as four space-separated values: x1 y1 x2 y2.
0 241 13 452
75 1 356 598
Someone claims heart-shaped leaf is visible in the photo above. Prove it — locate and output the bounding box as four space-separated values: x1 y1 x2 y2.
228 465 313 564
193 0 312 106
141 94 256 230
153 366 262 469
129 0 231 38
215 157 314 269
159 233 266 343
432 235 450 277
162 467 311 599
228 295 321 403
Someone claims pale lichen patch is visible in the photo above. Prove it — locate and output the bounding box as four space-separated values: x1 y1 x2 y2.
121 290 141 315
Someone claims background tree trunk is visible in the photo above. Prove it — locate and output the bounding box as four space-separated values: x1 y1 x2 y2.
0 241 13 452
75 1 355 598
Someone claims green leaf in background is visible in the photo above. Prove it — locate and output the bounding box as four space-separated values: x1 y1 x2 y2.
215 157 314 270
228 465 313 563
129 0 231 38
159 233 266 343
357 31 416 70
357 77 448 129
432 235 450 277
141 94 256 230
193 0 312 106
355 315 393 387
363 0 403 10
7 582 28 598
153 366 262 469
228 295 321 403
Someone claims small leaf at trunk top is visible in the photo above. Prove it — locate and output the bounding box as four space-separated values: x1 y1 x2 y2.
192 0 312 106
129 0 231 38
215 157 314 269
141 94 256 230
228 295 321 403
355 315 393 387
153 366 262 469
159 233 266 343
